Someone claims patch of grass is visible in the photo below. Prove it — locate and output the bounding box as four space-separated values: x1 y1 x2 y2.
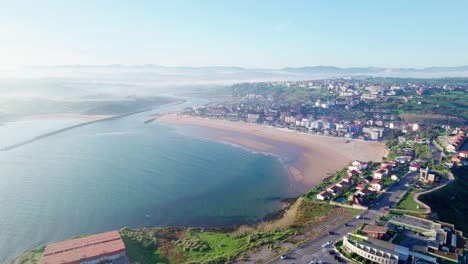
122 236 167 264
14 246 45 264
182 229 248 262
180 228 296 263
395 190 425 212
119 227 179 264
294 199 334 225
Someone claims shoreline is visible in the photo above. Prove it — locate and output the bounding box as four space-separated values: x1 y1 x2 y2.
0 99 187 152
156 113 388 192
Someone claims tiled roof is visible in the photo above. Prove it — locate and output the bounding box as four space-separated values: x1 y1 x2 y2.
363 225 388 234
40 231 125 264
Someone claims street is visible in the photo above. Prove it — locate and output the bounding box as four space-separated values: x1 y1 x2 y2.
270 171 420 264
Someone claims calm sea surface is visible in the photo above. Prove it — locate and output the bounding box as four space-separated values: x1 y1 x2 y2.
0 97 293 262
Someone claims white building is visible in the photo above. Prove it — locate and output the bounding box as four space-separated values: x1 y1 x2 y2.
343 235 408 264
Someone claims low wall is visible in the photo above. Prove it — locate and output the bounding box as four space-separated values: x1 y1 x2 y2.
330 201 368 210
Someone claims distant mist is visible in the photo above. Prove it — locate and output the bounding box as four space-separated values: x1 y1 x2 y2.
1 64 467 120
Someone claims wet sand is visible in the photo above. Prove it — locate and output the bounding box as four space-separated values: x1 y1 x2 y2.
156 113 388 191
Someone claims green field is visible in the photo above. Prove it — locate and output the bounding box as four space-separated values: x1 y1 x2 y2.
419 166 468 235
394 188 426 212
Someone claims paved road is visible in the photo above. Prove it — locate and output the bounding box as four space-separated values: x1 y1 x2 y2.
270 171 420 264
428 141 442 164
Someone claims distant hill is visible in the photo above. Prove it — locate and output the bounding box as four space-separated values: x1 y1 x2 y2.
18 64 468 81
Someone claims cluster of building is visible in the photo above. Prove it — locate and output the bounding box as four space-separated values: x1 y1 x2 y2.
342 215 467 263
39 231 127 264
187 99 429 141
447 130 467 152
349 161 401 205
316 160 395 207
190 78 468 143
450 151 468 167
438 129 467 153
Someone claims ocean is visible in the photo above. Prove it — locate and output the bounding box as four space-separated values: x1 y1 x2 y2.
0 97 293 262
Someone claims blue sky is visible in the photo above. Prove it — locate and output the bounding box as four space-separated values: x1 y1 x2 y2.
1 0 467 68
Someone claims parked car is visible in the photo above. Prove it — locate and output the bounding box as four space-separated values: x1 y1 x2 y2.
322 240 333 247
334 255 344 262
280 255 287 259
328 250 336 255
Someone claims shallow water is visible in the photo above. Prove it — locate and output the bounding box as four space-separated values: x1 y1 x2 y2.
0 97 293 262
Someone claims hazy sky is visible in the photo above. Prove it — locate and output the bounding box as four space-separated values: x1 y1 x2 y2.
1 0 467 68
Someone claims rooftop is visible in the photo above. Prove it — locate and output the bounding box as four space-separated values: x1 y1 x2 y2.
40 231 125 264
390 215 433 232
363 225 388 234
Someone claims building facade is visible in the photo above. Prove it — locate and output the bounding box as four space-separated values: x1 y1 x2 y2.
343 235 400 264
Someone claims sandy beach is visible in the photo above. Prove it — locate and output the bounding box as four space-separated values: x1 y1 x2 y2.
156 113 388 192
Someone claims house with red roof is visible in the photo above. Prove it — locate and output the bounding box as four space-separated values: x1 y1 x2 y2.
348 161 368 172
336 180 350 189
369 179 383 191
356 183 366 191
327 185 342 195
347 169 359 177
342 175 355 184
316 191 334 201
409 164 421 172
373 168 387 179
451 155 462 163
356 188 373 196
459 151 468 158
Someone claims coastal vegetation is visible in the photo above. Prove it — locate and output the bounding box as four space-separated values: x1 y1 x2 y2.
118 197 354 264
13 246 45 264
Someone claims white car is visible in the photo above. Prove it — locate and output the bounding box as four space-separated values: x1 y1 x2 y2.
322 240 333 247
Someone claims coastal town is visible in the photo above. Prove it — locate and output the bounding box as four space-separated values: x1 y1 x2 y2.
166 78 468 263
15 77 468 264
5 1 468 264
182 78 467 144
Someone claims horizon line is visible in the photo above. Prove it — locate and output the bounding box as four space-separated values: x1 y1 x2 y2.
12 64 468 71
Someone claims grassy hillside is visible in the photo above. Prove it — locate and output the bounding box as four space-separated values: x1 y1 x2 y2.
419 166 468 235
118 198 356 264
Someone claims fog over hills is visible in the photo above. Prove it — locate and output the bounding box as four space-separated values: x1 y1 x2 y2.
0 64 467 120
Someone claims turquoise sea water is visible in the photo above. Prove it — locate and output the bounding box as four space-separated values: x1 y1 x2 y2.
0 97 293 262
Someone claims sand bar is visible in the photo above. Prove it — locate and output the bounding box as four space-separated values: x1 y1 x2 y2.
157 113 388 192
22 113 115 121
